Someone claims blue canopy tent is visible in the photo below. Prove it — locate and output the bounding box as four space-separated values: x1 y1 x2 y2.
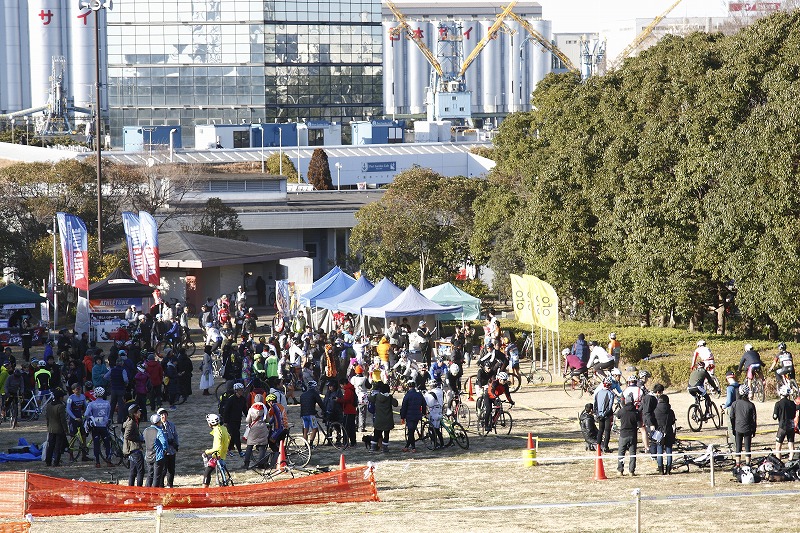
312 265 343 289
420 282 481 321
316 275 374 310
362 285 462 318
338 277 403 335
298 269 356 307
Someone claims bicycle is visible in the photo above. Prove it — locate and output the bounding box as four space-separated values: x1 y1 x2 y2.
66 429 91 462
440 414 469 449
686 390 721 432
450 390 471 428
104 425 128 467
155 332 197 358
284 432 312 468
308 416 346 450
746 366 766 402
478 400 513 436
510 358 553 392
204 451 234 487
20 391 54 421
670 431 735 473
563 369 597 398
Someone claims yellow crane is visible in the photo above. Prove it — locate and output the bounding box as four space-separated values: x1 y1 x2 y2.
507 11 579 75
459 1 519 76
386 1 443 78
607 0 685 70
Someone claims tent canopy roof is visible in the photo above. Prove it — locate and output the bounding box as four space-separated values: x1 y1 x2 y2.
0 284 46 305
316 275 374 310
420 282 481 320
362 285 462 318
89 268 155 298
299 269 356 307
337 277 403 315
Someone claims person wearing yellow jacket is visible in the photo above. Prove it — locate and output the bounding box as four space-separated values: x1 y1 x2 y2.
202 413 231 488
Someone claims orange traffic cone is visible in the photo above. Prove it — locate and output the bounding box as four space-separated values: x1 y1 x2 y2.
338 454 347 485
524 433 537 467
593 445 607 481
340 454 347 470
279 439 288 470
468 377 474 401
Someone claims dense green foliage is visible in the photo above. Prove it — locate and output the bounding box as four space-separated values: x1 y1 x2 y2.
265 152 300 183
477 11 800 335
197 197 246 241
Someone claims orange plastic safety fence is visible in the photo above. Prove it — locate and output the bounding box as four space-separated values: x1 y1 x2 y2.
0 523 29 533
0 467 378 518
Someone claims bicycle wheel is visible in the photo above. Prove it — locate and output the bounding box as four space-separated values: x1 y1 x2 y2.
563 376 583 398
451 421 469 449
510 373 521 393
456 403 471 428
709 376 721 399
216 462 234 487
530 368 552 385
329 422 346 450
214 381 228 400
67 434 90 462
423 421 437 450
754 379 765 402
183 338 197 357
496 410 513 435
104 438 124 466
709 402 721 429
687 404 704 432
286 436 311 468
19 401 37 422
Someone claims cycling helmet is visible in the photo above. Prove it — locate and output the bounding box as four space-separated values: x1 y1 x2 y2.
611 368 622 376
739 385 750 397
266 393 277 403
150 414 161 425
602 376 613 388
697 340 706 347
609 332 616 340
627 375 638 385
497 372 509 381
778 342 787 351
449 363 460 375
638 370 651 380
233 382 244 391
94 386 105 397
419 320 426 327
779 385 791 397
206 413 220 426
128 404 140 414
307 380 318 389
744 344 753 352
561 348 570 356
354 365 364 374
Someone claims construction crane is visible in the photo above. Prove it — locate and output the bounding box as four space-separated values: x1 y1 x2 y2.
386 0 516 123
607 0 685 70
507 11 580 76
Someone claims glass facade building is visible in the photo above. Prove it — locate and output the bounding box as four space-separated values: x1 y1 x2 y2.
106 1 383 146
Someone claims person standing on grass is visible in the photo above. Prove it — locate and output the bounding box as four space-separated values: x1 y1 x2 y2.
44 389 68 467
144 413 168 487
616 396 639 476
653 393 676 475
370 382 398 453
223 382 248 457
773 385 796 461
730 385 757 466
400 380 425 453
123 404 145 486
338 377 358 449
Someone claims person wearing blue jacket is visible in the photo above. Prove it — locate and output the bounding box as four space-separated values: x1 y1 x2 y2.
400 381 425 452
143 414 168 487
722 370 739 443
429 358 448 386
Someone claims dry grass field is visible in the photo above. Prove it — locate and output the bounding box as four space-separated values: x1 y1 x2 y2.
1 349 797 533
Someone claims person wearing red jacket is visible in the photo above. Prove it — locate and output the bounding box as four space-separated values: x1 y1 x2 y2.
144 354 164 411
337 377 358 449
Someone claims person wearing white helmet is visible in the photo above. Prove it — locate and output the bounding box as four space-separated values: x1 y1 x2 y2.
738 344 765 394
202 413 231 488
564 347 588 377
83 386 112 467
773 384 796 460
691 340 715 374
482 371 514 431
769 342 795 392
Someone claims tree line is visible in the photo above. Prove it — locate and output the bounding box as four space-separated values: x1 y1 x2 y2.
352 11 800 337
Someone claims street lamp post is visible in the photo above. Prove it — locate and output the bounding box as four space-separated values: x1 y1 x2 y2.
335 162 342 191
169 128 177 162
255 125 264 173
47 217 58 336
82 0 112 254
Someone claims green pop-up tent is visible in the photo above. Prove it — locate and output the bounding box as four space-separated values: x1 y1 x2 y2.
420 282 481 321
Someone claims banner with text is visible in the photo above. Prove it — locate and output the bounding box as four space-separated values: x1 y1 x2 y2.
122 212 147 283
524 274 559 333
122 211 160 286
56 212 89 291
510 274 535 326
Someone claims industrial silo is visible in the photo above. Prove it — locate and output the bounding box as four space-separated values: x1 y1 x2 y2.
28 0 64 108
1 2 24 112
68 2 96 116
479 20 501 114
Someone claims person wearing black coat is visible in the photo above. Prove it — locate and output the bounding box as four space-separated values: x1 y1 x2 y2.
222 385 248 456
654 394 676 475
730 385 757 466
615 400 640 475
176 350 193 400
579 403 598 451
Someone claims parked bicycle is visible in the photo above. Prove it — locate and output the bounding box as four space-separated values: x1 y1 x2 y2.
155 332 197 358
20 391 54 422
66 430 91 462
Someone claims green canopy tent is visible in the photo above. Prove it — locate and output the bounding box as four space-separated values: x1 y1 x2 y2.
420 282 481 321
0 284 47 306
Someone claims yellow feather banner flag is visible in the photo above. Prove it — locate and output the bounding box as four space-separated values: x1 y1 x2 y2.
510 274 536 326
524 274 559 333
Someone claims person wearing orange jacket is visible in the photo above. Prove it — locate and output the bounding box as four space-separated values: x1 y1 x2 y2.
337 377 358 448
607 333 621 368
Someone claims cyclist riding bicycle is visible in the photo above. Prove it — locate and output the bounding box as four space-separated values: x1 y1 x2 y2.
564 348 587 377
691 340 715 373
482 372 514 430
687 361 720 415
737 344 765 390
586 341 614 378
769 342 795 387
